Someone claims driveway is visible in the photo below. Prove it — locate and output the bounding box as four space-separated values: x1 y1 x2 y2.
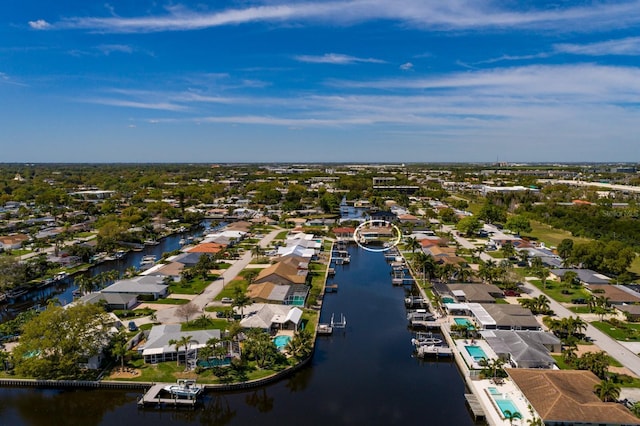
153 227 282 324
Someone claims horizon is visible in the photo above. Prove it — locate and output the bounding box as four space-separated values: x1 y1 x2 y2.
2 1 640 163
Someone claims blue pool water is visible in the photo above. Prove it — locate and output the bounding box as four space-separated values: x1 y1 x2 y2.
454 318 476 330
487 387 501 396
442 297 455 304
495 398 520 418
465 345 488 361
274 335 291 350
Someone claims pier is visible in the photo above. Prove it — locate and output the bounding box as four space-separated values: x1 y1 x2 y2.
137 383 199 408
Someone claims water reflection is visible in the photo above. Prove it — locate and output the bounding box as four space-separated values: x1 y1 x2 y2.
0 244 476 426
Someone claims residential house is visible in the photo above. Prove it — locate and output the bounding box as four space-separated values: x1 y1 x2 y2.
480 330 561 369
239 304 303 332
0 233 29 250
142 324 222 364
467 303 541 331
101 276 168 300
254 261 309 286
508 369 640 426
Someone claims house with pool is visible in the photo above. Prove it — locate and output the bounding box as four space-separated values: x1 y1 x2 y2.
508 369 640 425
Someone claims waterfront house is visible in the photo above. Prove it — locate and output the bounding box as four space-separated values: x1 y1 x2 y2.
246 282 309 306
507 369 640 425
480 330 560 369
466 303 540 331
142 324 221 364
78 292 138 311
333 227 356 241
239 304 303 332
254 261 309 286
101 276 168 300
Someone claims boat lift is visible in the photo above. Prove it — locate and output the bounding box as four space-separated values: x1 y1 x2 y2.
330 313 347 329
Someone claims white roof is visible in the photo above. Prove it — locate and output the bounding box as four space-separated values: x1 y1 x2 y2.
452 289 466 297
467 303 497 327
443 302 469 311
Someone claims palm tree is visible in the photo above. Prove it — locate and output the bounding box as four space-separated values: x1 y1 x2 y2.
111 333 128 372
405 236 420 254
251 245 263 259
534 267 550 289
285 330 313 360
169 335 193 367
533 295 551 315
503 409 522 425
594 379 621 402
233 287 251 319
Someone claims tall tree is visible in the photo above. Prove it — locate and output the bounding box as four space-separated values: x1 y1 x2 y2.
13 303 112 379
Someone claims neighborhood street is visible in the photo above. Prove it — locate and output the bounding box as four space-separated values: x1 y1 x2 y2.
152 227 282 324
446 225 640 377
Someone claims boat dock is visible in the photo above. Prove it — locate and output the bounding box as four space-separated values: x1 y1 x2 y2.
464 393 486 422
324 284 339 293
137 383 199 408
416 344 453 358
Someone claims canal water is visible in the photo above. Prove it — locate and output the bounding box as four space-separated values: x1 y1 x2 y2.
0 245 476 425
2 222 220 317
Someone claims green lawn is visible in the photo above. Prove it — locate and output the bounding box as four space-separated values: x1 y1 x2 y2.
591 321 640 342
528 279 590 303
629 256 640 276
525 220 591 247
149 298 189 305
274 231 289 240
169 275 218 295
568 306 592 314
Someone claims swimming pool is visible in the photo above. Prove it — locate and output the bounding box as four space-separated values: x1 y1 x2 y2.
465 345 488 362
454 318 476 330
495 397 520 418
274 335 291 351
442 297 455 304
486 387 521 419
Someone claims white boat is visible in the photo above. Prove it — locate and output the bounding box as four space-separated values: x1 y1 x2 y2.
140 255 157 267
163 379 202 398
411 332 443 346
114 250 126 259
406 309 435 322
144 240 160 246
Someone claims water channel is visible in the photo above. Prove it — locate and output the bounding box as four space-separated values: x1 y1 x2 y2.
0 244 476 425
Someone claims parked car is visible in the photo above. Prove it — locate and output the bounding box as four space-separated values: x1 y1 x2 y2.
504 290 521 297
128 321 138 332
221 297 233 304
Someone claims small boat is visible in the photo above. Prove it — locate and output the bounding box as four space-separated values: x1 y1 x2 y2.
144 240 160 246
179 238 186 245
317 324 333 335
411 332 443 347
406 309 435 322
114 250 126 259
163 379 202 399
140 255 156 266
53 272 68 281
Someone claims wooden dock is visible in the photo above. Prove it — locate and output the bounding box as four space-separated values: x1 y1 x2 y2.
137 383 199 408
417 345 453 358
464 393 486 421
410 320 441 329
324 284 338 293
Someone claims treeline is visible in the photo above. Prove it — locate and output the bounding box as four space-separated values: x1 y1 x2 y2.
528 203 640 250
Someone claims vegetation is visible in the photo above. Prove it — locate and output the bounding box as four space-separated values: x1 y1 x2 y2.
12 302 112 380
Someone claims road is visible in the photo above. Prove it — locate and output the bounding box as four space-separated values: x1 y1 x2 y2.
153 227 282 324
444 224 640 377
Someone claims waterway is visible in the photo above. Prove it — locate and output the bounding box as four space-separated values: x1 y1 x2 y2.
2 222 219 317
0 245 476 425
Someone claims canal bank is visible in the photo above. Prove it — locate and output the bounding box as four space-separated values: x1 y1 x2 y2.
0 243 477 425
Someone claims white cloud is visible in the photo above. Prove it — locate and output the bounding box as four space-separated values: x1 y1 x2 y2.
83 98 187 111
96 44 134 55
400 62 414 71
33 0 640 33
28 19 51 30
554 37 640 56
294 53 385 64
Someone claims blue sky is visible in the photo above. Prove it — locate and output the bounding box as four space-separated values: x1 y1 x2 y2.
2 0 640 163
